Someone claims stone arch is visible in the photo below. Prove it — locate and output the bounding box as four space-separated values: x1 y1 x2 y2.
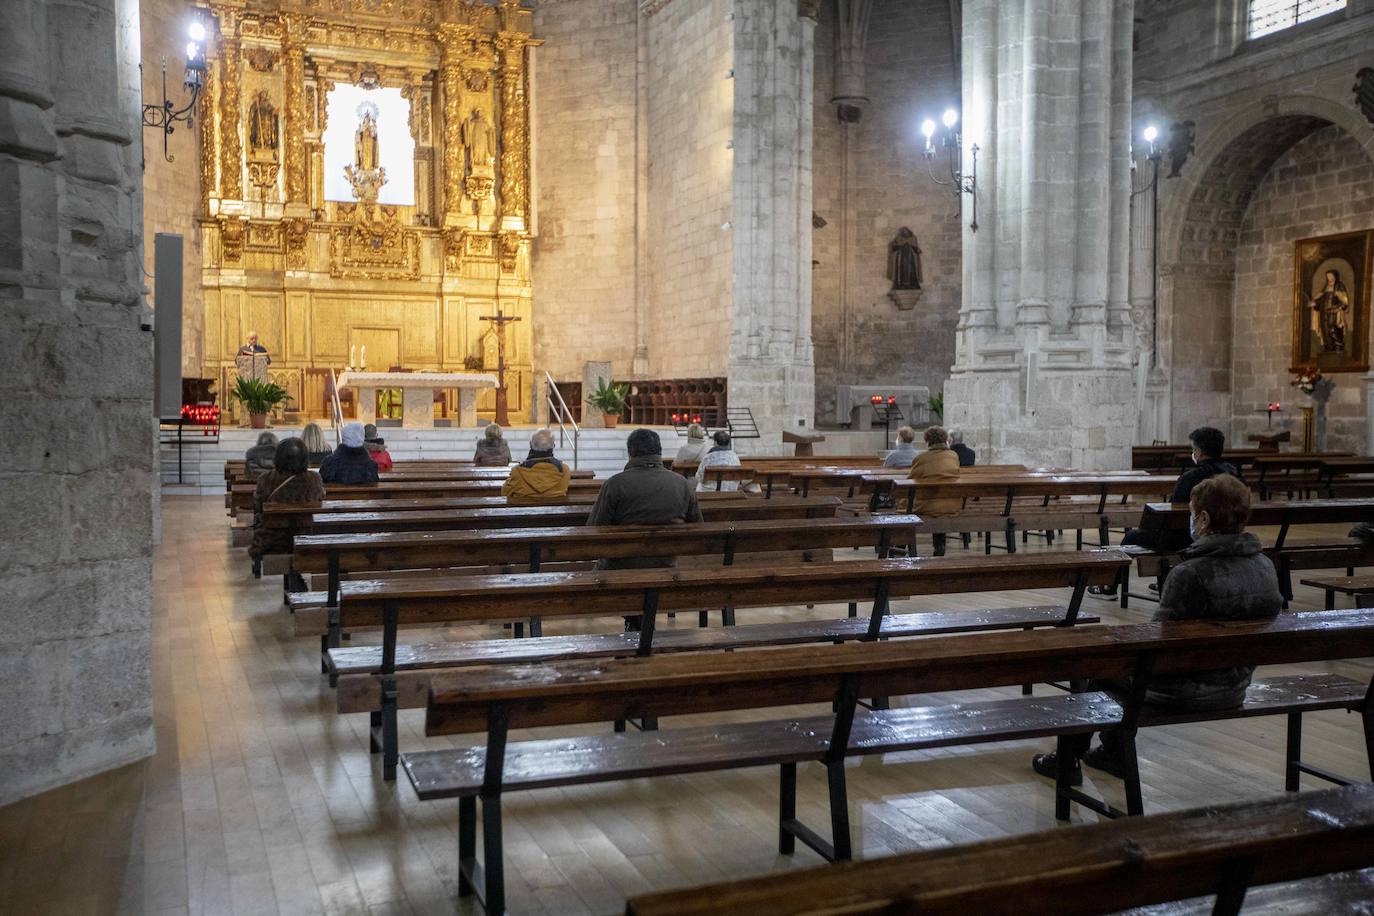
1153 93 1374 442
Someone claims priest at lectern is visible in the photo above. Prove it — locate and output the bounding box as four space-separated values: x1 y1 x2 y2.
236 331 272 383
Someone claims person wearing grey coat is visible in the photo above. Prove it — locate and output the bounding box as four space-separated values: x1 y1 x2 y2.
1033 474 1281 784
244 431 278 477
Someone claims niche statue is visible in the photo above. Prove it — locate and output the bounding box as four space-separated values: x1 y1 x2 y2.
887 227 924 310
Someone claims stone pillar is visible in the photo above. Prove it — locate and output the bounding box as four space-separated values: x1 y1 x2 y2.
217 14 243 203
727 0 817 449
0 0 154 805
280 15 307 210
945 0 1137 470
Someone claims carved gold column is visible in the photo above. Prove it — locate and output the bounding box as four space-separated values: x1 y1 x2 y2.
495 34 529 223
198 53 217 213
218 17 243 201
437 24 469 223
281 15 307 206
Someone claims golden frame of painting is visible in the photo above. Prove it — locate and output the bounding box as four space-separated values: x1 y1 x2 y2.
1291 229 1372 373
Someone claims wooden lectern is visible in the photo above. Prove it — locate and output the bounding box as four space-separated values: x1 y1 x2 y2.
235 353 270 383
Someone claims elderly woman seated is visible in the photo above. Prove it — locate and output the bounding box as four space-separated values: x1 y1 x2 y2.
244 431 278 477
1032 474 1282 784
473 423 513 466
249 437 326 582
909 425 961 555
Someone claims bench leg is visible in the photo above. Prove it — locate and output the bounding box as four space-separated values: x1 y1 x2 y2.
1122 733 1144 817
512 621 524 639
1285 711 1302 792
722 607 735 627
369 711 382 754
984 532 992 555
698 610 709 628
1326 589 1336 611
1054 734 1083 822
381 678 398 781
778 763 797 855
1119 567 1129 610
529 616 543 637
827 761 852 861
847 601 857 619
482 793 506 915
458 797 477 897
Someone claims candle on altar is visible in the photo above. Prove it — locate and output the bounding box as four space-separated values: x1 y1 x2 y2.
349 345 355 368
361 345 367 368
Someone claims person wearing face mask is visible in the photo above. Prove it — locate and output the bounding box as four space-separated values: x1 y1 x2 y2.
1089 425 1239 598
1033 474 1281 784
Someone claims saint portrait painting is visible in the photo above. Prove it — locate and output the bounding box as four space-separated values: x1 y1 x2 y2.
1291 230 1372 373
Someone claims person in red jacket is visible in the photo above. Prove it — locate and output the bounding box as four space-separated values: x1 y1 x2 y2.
362 423 394 470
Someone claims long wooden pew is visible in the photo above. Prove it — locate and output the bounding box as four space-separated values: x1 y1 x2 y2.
230 475 602 511
402 610 1374 913
320 552 1127 780
1126 499 1374 605
624 784 1374 916
298 494 839 536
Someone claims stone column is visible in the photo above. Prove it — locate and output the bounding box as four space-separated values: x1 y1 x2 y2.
495 34 529 228
727 0 817 448
945 0 1137 470
437 24 469 225
280 15 307 210
218 15 243 203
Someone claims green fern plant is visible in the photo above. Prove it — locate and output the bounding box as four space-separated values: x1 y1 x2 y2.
230 376 292 414
928 392 944 421
585 377 629 415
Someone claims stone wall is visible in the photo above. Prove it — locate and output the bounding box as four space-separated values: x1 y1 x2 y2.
1230 126 1374 452
140 0 206 378
0 0 155 806
644 0 734 379
529 0 640 383
811 0 961 427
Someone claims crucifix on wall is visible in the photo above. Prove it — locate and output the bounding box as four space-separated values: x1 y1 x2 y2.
478 306 521 425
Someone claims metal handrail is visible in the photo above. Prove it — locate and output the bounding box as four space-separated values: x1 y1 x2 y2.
329 368 344 445
544 370 580 469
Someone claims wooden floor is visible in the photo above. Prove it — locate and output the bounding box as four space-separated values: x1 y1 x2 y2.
1 496 1370 916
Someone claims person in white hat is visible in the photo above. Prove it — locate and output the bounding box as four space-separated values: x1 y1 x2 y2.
319 421 380 484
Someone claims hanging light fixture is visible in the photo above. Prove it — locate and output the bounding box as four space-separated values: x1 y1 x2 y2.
141 13 210 165
919 108 979 232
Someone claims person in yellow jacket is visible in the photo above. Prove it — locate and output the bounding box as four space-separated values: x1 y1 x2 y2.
909 425 961 555
501 428 573 503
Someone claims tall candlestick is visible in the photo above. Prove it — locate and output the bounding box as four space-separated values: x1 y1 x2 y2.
361 345 367 368
349 344 356 369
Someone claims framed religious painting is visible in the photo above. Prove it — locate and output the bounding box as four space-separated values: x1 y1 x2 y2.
1291 230 1373 373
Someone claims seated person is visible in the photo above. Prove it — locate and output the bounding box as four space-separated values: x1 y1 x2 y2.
473 423 513 466
910 425 961 556
300 422 331 466
674 423 710 467
362 423 394 470
1090 425 1240 598
1033 474 1281 783
950 429 976 467
319 422 380 484
883 426 919 468
502 428 572 503
244 431 278 477
588 429 703 630
694 430 744 492
249 437 325 583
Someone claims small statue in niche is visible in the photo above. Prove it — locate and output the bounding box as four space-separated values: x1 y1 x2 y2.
463 108 496 175
248 90 279 156
344 100 388 202
887 227 923 290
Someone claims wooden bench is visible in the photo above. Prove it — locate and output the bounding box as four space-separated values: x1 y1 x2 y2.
624 783 1374 916
1126 499 1374 606
324 552 1126 780
229 476 603 511
1320 456 1374 497
867 475 1175 552
1300 574 1374 609
402 610 1374 913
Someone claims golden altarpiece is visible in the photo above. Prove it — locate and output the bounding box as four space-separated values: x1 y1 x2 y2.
197 0 537 422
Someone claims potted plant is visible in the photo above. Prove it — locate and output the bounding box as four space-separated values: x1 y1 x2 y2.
585 377 629 429
231 376 292 429
928 391 944 423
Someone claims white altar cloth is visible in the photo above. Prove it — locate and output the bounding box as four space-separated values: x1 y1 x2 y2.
338 371 498 428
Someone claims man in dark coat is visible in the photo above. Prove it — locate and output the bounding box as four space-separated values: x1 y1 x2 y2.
319 422 380 485
586 428 702 629
1090 425 1239 598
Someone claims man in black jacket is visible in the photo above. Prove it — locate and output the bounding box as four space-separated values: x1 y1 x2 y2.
318 422 380 485
1090 426 1239 598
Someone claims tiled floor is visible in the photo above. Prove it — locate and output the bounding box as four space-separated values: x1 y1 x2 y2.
1 497 1370 915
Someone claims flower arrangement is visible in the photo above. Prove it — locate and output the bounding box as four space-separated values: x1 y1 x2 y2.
1291 367 1323 395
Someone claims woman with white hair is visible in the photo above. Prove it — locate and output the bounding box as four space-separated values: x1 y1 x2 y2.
674 423 710 467
318 422 380 484
473 423 513 466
